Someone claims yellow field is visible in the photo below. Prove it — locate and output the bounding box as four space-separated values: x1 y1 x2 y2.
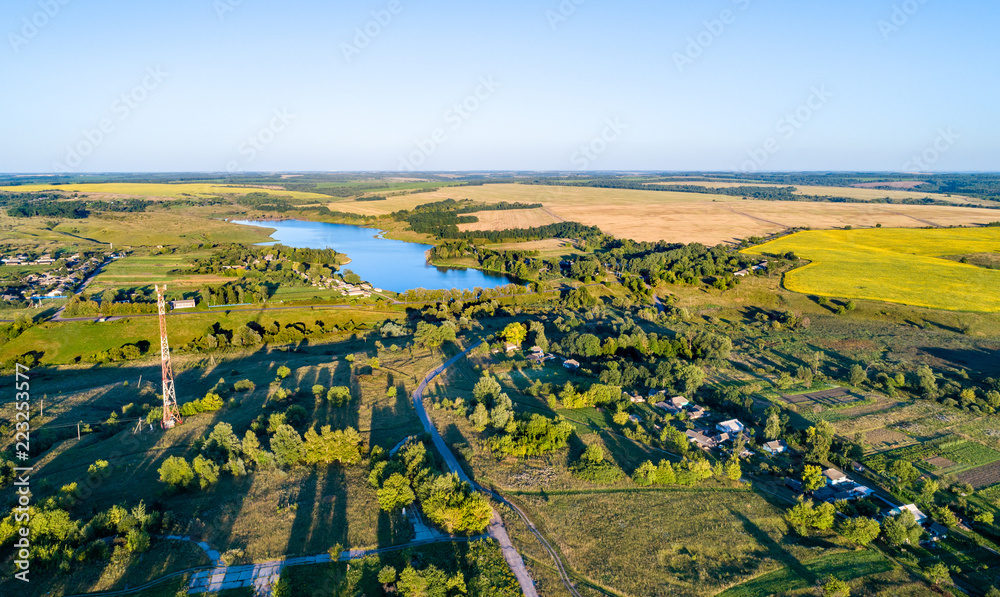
458 208 562 231
329 184 1000 244
0 183 331 201
743 227 1000 312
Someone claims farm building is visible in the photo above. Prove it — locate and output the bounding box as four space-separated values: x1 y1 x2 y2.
717 419 745 435
171 299 196 309
762 440 787 455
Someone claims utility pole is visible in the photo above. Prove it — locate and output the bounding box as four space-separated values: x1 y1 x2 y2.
77 422 81 440
155 285 182 429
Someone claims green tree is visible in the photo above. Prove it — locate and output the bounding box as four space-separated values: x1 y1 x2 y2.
724 457 741 481
849 364 867 386
838 517 880 546
158 456 194 489
804 420 834 464
126 529 151 553
915 365 938 398
764 412 782 440
200 391 224 412
276 365 291 379
933 506 958 528
882 510 923 546
632 460 657 486
473 374 502 403
301 426 363 466
192 455 220 489
469 403 489 431
378 565 398 587
918 478 940 503
369 356 380 370
327 386 351 406
270 424 303 468
377 473 416 512
923 562 950 586
887 459 920 486
502 322 527 346
802 465 826 491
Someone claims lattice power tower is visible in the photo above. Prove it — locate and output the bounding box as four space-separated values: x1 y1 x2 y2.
155 285 182 429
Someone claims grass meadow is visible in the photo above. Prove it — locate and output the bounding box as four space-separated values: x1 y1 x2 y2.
0 338 455 595
743 227 1000 312
0 305 402 365
509 488 849 597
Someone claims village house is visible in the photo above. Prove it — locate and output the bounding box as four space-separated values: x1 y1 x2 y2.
563 359 580 370
823 468 849 486
762 440 787 455
688 405 707 420
716 419 745 435
686 429 717 450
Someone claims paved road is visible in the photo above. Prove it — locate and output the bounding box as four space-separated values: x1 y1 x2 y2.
411 340 539 597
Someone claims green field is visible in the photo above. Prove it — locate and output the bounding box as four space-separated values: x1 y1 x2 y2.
88 253 226 293
717 550 902 597
511 488 849 597
743 227 1000 312
0 307 401 365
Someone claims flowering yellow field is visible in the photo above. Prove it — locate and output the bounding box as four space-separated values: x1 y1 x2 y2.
743 227 1000 312
0 182 330 201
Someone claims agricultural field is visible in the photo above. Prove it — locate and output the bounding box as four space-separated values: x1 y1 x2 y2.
87 252 229 294
510 488 849 597
327 183 1000 244
744 227 1000 312
457 207 563 231
654 180 986 204
0 182 331 201
864 435 1000 477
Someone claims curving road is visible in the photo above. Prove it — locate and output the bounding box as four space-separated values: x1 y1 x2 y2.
411 340 539 597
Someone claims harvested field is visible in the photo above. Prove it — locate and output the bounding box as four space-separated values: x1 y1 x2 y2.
926 456 958 469
458 208 561 231
0 182 331 200
853 181 926 189
329 184 1000 244
957 460 1000 489
782 387 863 407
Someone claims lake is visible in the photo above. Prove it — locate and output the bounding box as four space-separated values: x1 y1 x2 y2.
231 219 517 293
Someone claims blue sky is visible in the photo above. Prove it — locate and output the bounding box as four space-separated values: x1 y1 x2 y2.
1 0 997 172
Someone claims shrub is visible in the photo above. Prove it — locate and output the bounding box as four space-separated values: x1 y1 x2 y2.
158 456 194 489
234 379 256 392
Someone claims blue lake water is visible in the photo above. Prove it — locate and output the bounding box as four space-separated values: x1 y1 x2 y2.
231 219 517 293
